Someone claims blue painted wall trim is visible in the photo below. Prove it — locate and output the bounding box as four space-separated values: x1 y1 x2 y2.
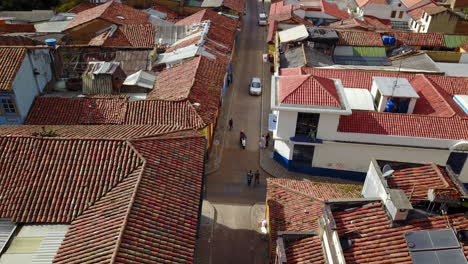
273 151 291 169
273 151 366 182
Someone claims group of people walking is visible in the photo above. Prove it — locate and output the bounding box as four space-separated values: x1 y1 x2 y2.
228 118 270 150
246 170 260 187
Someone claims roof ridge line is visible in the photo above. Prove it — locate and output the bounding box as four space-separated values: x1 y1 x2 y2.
270 181 326 202
418 74 457 118
109 141 147 264
282 74 311 102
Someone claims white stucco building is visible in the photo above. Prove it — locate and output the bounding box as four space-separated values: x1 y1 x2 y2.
270 67 468 182
351 0 431 25
0 47 55 125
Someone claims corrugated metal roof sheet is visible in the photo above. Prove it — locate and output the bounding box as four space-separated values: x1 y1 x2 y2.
334 55 390 66
154 25 191 45
31 226 69 264
0 219 16 253
444 35 468 49
352 46 386 57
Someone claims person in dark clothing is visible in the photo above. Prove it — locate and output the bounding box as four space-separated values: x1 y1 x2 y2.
254 170 260 187
247 170 253 186
265 133 270 147
228 118 233 130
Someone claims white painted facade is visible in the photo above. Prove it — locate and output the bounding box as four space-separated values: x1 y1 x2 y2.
270 74 468 182
356 3 410 22
0 48 53 125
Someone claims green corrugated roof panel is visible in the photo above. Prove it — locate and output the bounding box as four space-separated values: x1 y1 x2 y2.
444 35 468 49
352 46 387 57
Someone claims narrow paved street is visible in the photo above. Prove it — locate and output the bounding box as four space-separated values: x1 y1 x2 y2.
198 0 270 263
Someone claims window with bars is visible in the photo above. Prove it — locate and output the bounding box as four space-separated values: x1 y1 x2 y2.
0 98 17 115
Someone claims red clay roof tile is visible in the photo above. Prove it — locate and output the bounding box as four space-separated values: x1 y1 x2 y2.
386 31 446 47
336 30 384 46
0 132 205 263
267 178 361 264
0 124 186 139
0 47 27 91
285 68 468 140
388 164 460 203
321 0 349 19
408 2 439 20
25 96 206 129
148 56 226 125
332 201 468 263
67 2 98 14
279 75 342 107
64 1 150 31
223 0 246 12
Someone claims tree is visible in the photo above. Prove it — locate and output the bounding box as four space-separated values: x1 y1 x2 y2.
0 0 60 11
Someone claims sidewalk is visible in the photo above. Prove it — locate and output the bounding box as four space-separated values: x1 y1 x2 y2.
195 200 217 264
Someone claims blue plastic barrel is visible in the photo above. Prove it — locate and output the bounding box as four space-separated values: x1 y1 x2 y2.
45 39 57 47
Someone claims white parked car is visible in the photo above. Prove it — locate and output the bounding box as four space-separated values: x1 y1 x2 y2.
249 77 262 95
258 13 267 26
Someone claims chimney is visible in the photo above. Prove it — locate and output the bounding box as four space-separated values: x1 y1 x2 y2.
362 160 413 222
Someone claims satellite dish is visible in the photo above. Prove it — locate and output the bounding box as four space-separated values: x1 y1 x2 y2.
382 164 394 178
382 170 394 179
382 164 393 173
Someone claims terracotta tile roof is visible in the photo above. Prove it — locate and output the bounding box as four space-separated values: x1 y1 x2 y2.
267 20 278 43
408 2 439 20
269 1 313 26
173 10 237 62
328 16 391 31
26 96 128 125
0 47 27 91
0 124 186 139
285 68 468 140
285 236 324 264
64 1 150 31
176 9 239 32
0 23 35 33
150 5 180 22
113 136 205 263
401 0 427 8
386 31 446 47
460 41 468 50
336 30 384 46
423 5 448 15
270 180 361 258
321 0 349 19
331 201 468 263
267 178 361 264
25 96 206 129
223 0 246 12
149 56 226 125
67 2 98 14
279 75 342 107
0 133 205 263
387 163 460 203
125 100 206 128
355 0 388 7
116 24 157 47
0 137 142 223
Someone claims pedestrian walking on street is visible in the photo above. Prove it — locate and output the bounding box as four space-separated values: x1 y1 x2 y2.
265 133 270 147
254 170 260 187
228 118 233 130
260 135 266 149
247 170 253 186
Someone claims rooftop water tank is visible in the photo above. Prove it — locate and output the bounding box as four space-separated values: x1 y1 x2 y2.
382 36 396 46
45 38 57 47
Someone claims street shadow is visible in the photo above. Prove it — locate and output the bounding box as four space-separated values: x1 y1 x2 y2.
205 222 269 264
